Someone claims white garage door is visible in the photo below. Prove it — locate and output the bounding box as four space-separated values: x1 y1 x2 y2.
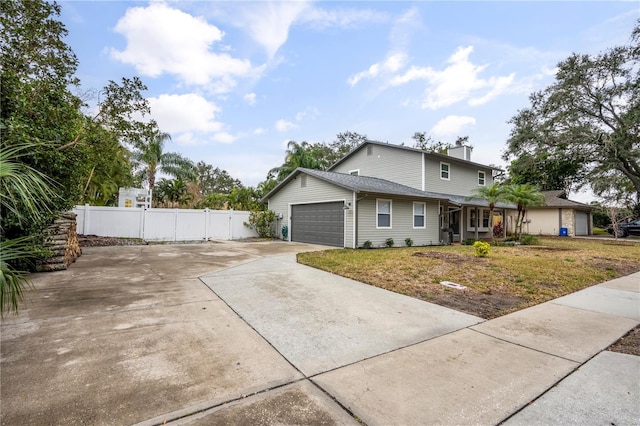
575 211 589 236
291 202 344 247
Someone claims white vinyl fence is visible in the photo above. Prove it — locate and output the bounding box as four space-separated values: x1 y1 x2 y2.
73 205 258 242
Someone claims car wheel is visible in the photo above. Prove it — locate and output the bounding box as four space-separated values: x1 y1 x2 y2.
614 229 628 238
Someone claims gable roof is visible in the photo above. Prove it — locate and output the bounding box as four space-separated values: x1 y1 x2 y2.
262 168 517 209
537 190 595 210
328 140 504 172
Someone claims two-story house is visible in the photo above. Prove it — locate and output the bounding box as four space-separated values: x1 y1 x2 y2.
262 140 515 248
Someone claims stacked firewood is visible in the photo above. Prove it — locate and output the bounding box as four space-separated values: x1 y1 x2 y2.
37 212 82 272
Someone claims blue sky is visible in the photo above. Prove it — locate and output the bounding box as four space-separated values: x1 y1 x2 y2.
59 1 638 199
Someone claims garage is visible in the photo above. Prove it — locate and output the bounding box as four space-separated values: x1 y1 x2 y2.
291 202 344 247
575 211 589 236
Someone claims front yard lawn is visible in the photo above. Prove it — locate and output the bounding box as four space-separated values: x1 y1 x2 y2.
298 237 640 319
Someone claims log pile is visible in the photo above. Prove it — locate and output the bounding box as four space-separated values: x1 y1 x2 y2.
37 212 82 272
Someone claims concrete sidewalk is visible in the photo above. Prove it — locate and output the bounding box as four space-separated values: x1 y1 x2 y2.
312 272 639 425
1 242 638 425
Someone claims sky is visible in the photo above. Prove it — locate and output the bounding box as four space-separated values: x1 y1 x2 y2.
59 1 639 200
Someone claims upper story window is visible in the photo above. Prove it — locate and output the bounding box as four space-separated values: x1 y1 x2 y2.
478 171 486 186
349 169 360 176
440 162 450 180
300 174 307 188
367 145 373 156
413 202 425 228
376 199 392 228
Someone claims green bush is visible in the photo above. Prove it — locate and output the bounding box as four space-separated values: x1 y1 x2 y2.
244 209 276 238
473 241 490 257
462 238 477 246
362 240 373 249
385 238 395 248
405 237 413 247
519 234 540 245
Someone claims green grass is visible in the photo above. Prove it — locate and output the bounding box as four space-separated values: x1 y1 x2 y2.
298 237 640 318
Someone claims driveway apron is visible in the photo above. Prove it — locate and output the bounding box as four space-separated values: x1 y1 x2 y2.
199 253 484 376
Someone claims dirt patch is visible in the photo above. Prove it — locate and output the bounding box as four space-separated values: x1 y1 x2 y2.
79 235 147 247
429 290 526 319
412 251 477 262
608 325 640 356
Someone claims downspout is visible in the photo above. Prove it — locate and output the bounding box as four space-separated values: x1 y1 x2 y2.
352 191 357 248
421 152 425 191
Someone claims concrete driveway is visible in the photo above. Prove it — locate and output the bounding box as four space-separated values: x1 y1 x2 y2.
2 241 637 425
0 241 479 425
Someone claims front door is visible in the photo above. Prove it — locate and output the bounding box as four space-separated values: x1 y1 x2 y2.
449 209 461 242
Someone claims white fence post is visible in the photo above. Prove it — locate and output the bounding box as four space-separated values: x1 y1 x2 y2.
204 208 210 241
228 210 233 240
140 208 145 239
83 203 90 235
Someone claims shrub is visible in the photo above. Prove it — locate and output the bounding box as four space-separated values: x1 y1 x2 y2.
462 238 477 246
385 238 395 248
405 237 413 247
244 209 276 238
473 241 490 257
519 234 539 245
493 221 503 237
362 240 373 249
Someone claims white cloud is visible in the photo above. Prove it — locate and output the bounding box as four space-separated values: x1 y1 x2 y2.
174 132 201 146
295 106 320 122
244 92 257 106
253 127 267 135
275 119 297 132
430 115 477 138
300 7 389 29
148 94 222 135
110 3 256 91
389 46 516 109
212 132 236 144
239 1 310 59
348 52 409 86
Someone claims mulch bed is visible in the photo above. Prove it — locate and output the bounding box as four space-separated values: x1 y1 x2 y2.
78 235 147 247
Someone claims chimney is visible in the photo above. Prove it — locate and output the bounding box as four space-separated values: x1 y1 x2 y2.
448 145 472 161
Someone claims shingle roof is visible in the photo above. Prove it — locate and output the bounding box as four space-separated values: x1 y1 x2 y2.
261 168 516 209
328 140 504 172
538 190 595 209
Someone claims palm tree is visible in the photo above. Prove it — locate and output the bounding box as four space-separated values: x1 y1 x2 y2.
0 141 57 315
269 141 327 181
504 184 545 240
467 183 506 241
131 130 194 194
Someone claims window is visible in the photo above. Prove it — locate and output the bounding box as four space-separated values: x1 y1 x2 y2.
377 199 392 228
440 162 450 180
300 174 307 188
482 210 490 228
468 208 491 230
469 209 478 229
367 145 373 156
349 169 360 176
413 202 425 228
478 171 486 186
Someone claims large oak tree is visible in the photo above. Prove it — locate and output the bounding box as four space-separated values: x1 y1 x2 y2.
504 21 639 209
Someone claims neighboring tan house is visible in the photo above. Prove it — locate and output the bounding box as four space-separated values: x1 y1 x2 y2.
524 190 594 237
262 140 516 248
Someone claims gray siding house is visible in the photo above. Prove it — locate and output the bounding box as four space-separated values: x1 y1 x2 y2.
263 140 514 248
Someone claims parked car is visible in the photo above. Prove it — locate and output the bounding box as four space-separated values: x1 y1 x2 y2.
607 219 640 237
